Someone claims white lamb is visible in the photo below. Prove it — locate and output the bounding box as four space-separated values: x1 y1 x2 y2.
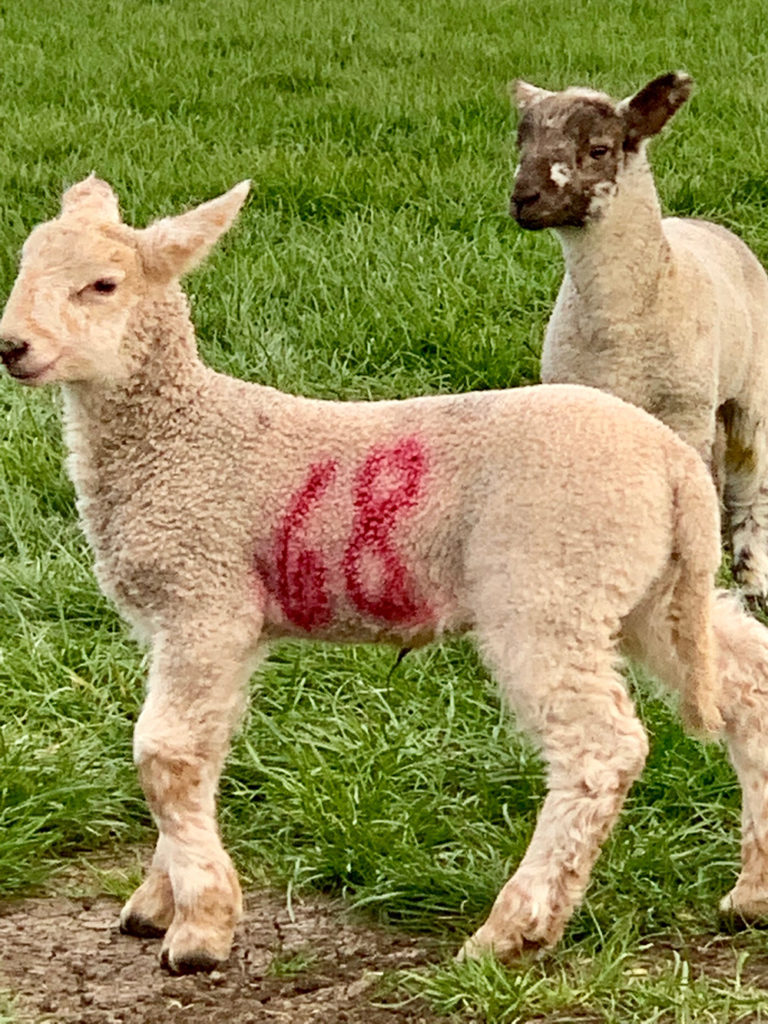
510 72 768 598
2 177 768 974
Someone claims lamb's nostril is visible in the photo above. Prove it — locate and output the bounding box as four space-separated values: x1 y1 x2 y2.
512 190 541 211
0 339 30 367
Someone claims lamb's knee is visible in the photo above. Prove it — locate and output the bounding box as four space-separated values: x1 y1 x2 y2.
554 728 647 796
133 696 228 810
136 748 215 829
545 695 649 796
134 696 210 838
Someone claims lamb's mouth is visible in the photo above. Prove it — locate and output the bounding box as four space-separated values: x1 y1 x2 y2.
7 358 59 384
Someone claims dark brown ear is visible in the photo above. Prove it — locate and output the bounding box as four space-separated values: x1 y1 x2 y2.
621 72 693 150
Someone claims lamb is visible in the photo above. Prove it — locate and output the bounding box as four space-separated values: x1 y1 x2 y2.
3 177 768 974
510 72 768 599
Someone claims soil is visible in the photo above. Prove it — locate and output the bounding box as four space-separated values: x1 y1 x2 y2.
3 884 768 1024
0 889 444 1024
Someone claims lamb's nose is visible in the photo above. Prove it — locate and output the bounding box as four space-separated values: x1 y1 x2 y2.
510 190 541 218
0 338 30 369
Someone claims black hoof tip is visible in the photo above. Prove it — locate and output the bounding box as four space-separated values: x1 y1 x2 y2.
161 947 223 974
120 913 168 939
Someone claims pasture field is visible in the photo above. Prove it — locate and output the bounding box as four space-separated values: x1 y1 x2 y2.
2 0 768 1020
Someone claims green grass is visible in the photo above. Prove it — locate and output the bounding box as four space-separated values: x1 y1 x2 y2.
1 0 768 1021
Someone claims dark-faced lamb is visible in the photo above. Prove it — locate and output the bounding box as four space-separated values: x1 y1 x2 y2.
2 178 768 973
510 72 768 599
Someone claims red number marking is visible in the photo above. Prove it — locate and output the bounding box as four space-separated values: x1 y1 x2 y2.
342 438 430 623
269 459 338 630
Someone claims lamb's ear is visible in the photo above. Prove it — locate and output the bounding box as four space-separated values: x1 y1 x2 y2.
512 80 555 109
61 175 121 222
620 72 693 149
137 180 251 281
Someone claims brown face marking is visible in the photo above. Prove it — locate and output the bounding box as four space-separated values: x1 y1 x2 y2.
512 93 626 229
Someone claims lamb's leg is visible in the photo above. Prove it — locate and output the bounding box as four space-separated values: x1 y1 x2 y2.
728 487 768 600
119 614 260 973
461 632 648 960
723 413 768 599
120 834 174 937
719 748 768 922
711 595 768 920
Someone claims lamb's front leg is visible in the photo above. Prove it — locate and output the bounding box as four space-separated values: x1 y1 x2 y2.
120 834 174 937
119 615 260 973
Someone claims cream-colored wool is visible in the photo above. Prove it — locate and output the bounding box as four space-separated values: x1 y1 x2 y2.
511 73 768 597
1 177 766 972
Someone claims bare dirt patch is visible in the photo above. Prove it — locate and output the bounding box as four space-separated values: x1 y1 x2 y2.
0 890 443 1024
637 928 768 989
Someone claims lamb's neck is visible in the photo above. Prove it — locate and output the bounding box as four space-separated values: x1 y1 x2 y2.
556 154 671 311
61 288 208 473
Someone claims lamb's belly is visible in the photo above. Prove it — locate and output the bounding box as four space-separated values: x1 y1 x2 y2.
255 549 462 647
261 607 447 647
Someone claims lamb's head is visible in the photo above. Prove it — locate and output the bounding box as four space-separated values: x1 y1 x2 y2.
510 72 692 230
0 176 251 385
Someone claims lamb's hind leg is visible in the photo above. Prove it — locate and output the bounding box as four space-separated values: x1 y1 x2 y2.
461 622 648 960
711 595 768 921
722 407 768 599
119 612 260 973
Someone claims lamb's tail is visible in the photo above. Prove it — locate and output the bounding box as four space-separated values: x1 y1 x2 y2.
667 448 723 734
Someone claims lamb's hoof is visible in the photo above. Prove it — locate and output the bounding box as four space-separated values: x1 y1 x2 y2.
160 946 224 975
718 891 768 933
119 870 175 939
120 912 168 939
160 918 234 975
458 928 541 964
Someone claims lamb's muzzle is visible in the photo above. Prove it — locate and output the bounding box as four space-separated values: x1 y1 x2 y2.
0 336 30 376
510 183 543 228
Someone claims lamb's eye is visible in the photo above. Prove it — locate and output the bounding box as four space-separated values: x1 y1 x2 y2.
75 278 120 303
92 279 117 294
589 145 610 159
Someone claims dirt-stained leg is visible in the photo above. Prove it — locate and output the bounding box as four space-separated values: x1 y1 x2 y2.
119 611 261 973
722 407 768 599
120 834 175 937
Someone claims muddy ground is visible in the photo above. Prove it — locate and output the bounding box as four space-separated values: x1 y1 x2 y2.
3 886 768 1023
0 889 444 1024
